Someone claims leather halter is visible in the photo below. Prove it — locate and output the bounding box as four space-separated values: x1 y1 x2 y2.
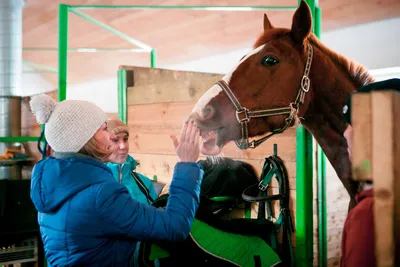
215 43 314 150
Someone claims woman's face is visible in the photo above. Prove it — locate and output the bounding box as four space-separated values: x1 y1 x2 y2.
93 123 116 154
343 125 353 160
108 132 129 164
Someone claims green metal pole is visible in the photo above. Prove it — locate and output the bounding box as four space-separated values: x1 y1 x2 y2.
0 136 40 142
117 70 127 124
24 47 149 53
23 61 58 73
69 5 298 11
58 4 69 102
314 6 327 267
150 49 156 68
68 9 152 51
296 125 314 267
295 0 315 266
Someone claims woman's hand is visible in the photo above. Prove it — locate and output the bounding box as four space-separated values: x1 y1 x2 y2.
170 120 200 162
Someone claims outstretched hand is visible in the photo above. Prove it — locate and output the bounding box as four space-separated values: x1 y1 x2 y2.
170 120 200 163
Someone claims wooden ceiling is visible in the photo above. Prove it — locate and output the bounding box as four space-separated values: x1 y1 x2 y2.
22 0 400 87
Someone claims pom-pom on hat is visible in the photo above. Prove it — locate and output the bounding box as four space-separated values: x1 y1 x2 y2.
30 94 107 153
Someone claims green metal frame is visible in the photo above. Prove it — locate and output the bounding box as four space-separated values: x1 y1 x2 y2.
295 2 327 267
67 5 298 11
314 6 327 267
55 2 327 266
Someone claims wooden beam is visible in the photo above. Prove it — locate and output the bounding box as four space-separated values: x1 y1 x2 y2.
120 66 222 105
351 90 400 266
371 91 400 267
351 93 372 181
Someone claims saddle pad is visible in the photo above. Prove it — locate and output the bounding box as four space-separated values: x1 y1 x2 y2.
190 219 281 267
149 218 281 266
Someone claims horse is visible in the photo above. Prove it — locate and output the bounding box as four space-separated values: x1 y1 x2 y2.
188 0 375 210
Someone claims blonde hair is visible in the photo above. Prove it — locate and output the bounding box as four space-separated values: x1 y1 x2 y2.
79 136 111 162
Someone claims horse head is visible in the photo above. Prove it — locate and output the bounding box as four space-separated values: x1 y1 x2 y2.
188 1 314 155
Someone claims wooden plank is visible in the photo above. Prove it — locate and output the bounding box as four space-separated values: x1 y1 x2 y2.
127 101 196 129
121 66 222 105
129 131 296 161
127 103 297 161
351 93 372 181
131 153 296 189
371 91 399 267
394 92 400 267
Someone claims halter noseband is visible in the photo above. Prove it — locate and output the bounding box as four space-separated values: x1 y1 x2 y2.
216 43 314 150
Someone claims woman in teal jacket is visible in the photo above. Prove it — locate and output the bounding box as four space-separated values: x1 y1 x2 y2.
105 118 159 205
29 94 203 267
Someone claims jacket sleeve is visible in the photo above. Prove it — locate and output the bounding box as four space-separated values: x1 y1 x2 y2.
95 162 203 241
340 197 375 267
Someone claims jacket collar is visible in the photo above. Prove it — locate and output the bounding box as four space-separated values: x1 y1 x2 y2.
53 152 101 162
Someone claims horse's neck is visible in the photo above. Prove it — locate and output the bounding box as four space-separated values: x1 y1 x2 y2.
300 47 363 200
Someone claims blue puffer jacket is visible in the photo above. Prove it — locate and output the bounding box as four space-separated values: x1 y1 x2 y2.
30 153 203 267
106 155 158 205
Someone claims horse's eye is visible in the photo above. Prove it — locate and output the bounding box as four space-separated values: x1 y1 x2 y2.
261 56 279 66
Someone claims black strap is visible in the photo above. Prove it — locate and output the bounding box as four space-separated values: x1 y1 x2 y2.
132 171 155 204
38 128 48 159
253 255 261 267
241 149 295 267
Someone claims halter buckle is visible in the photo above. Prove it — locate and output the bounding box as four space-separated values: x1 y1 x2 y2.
301 75 310 92
258 182 269 191
236 108 250 123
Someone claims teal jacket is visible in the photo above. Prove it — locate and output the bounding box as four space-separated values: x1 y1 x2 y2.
106 155 159 205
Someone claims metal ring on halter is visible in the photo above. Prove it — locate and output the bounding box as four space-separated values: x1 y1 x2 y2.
236 108 250 123
301 75 310 92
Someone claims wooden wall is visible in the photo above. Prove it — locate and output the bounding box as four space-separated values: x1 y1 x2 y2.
122 65 298 248
352 90 400 267
325 160 349 266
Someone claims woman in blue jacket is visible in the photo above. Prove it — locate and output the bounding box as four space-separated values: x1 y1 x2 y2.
29 94 203 267
105 118 159 205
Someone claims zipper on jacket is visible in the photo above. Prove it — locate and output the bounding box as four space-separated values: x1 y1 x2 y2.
118 163 124 184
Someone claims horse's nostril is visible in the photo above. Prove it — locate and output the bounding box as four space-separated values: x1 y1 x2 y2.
202 105 215 120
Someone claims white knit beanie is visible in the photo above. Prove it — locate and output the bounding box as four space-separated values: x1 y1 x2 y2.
30 94 107 153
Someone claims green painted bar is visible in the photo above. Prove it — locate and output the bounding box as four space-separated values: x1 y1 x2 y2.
117 69 127 124
69 5 298 11
314 6 327 267
295 4 314 265
0 136 40 142
23 61 58 73
150 49 156 68
295 125 314 267
58 4 68 102
24 47 148 53
68 9 152 51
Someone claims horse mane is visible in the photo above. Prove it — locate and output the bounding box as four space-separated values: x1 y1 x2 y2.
254 29 375 90
307 34 375 88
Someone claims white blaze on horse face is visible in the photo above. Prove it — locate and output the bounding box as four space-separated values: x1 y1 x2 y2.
192 44 266 117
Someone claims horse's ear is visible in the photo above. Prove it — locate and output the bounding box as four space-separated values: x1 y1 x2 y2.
290 0 312 44
263 14 273 31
